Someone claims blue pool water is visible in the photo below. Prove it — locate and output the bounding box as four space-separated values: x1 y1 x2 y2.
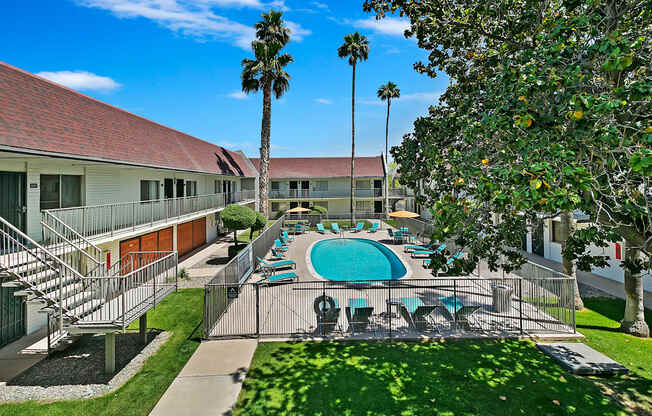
310 238 407 281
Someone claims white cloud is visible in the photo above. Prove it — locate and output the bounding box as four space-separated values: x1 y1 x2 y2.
227 91 248 99
74 1 308 49
352 17 409 36
312 1 328 9
285 20 311 41
314 98 332 104
36 70 121 92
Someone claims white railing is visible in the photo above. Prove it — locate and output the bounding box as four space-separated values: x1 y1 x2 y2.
269 188 384 199
388 187 415 198
44 191 256 240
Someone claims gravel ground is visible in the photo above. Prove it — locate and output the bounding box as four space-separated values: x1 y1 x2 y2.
0 331 169 403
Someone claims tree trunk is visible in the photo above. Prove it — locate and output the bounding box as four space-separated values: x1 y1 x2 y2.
350 63 356 225
559 211 584 310
259 83 272 219
621 241 649 337
233 230 238 247
384 99 390 220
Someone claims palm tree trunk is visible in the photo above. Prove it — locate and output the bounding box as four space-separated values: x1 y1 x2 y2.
350 63 356 225
259 83 272 219
621 241 650 337
559 211 583 310
384 99 390 219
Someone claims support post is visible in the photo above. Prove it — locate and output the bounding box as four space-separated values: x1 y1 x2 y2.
139 313 147 345
255 284 260 337
105 332 116 373
518 279 524 335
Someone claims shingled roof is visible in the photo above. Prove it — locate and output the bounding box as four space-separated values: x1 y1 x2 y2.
250 156 385 179
0 61 256 177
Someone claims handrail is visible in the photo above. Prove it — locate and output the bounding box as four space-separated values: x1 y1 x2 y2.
40 221 104 270
83 251 176 280
42 211 102 263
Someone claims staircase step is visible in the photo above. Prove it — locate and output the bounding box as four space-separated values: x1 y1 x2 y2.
69 298 104 319
32 273 78 294
57 290 96 311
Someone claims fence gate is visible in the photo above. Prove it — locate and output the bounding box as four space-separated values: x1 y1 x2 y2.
0 287 25 348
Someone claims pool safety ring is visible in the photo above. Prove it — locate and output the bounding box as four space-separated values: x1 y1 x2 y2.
314 295 336 316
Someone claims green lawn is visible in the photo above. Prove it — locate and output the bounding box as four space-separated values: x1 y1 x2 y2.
233 297 652 415
383 219 399 228
0 289 203 416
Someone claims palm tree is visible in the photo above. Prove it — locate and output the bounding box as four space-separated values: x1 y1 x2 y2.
377 81 400 218
242 12 292 219
338 32 369 224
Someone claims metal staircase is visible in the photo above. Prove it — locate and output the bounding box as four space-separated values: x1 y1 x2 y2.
0 214 178 354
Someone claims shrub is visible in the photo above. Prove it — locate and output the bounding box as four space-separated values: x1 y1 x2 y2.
250 211 267 240
311 205 327 215
221 204 256 247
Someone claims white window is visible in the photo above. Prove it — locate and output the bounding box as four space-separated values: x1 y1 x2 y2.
356 180 371 189
356 200 372 212
41 175 82 210
215 180 222 193
271 202 280 212
140 180 160 201
314 181 328 191
186 181 198 197
271 181 280 191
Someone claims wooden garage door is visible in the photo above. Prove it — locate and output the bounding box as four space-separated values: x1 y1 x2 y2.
119 237 140 274
192 217 206 250
177 221 193 257
158 227 173 252
139 232 158 267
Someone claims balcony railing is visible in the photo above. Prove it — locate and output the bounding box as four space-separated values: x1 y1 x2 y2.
388 187 415 198
269 188 383 199
44 191 256 241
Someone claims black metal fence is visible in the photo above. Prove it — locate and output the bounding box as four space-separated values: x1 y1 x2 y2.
204 277 576 339
203 215 286 336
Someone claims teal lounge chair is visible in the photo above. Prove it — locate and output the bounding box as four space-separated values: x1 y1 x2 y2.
257 257 296 272
270 248 286 259
368 222 379 232
280 234 292 245
331 223 341 233
404 241 437 253
316 223 326 234
351 222 364 233
393 230 405 244
282 231 294 242
263 271 298 284
401 297 439 332
274 239 289 251
347 298 374 335
424 251 462 270
438 296 482 331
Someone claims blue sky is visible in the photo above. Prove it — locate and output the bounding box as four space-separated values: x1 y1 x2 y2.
2 0 447 159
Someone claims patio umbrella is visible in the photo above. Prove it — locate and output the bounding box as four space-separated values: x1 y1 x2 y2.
286 206 311 224
388 210 419 218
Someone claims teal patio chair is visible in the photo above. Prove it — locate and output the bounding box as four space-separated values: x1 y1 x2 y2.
316 223 326 234
404 241 438 253
347 298 375 335
256 256 296 272
438 296 482 331
331 223 341 234
401 297 440 332
351 222 364 233
274 239 289 252
261 271 298 284
282 231 294 242
368 222 379 233
424 251 462 271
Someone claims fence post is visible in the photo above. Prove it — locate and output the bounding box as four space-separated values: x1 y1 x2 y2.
388 281 392 339
255 283 260 337
453 279 457 329
518 279 524 335
132 202 136 231
571 279 576 333
110 205 114 236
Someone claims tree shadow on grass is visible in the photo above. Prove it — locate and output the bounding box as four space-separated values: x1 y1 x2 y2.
234 340 626 416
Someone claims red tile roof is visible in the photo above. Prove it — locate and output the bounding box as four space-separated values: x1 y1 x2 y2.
250 156 385 179
0 62 256 177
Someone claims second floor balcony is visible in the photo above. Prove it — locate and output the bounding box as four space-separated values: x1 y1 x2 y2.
42 190 256 242
269 188 383 199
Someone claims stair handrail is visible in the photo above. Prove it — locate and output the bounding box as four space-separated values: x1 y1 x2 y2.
0 216 86 321
40 221 106 278
41 211 102 263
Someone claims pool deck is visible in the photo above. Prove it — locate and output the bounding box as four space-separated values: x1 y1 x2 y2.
207 225 581 341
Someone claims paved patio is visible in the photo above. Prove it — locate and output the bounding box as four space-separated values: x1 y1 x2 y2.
207 225 579 340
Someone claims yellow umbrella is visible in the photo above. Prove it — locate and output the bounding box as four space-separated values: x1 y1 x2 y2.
286 207 311 213
388 210 420 218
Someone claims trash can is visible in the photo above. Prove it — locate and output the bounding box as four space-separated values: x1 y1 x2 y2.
492 284 513 313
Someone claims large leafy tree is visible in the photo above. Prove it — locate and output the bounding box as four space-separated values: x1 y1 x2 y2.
364 0 651 336
377 81 400 217
242 11 293 219
338 32 369 224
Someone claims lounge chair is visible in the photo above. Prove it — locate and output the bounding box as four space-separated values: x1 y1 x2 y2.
316 223 326 234
274 239 289 252
387 228 394 241
270 248 286 259
410 248 433 258
315 296 342 335
404 241 438 253
401 297 439 332
280 234 292 245
368 222 379 233
393 231 406 244
257 257 296 272
347 298 375 335
400 227 409 233
331 223 341 234
261 271 298 284
438 296 482 331
351 222 364 233
294 223 306 234
281 231 294 242
424 251 462 271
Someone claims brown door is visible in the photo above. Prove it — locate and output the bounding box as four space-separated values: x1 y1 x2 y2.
177 222 193 257
158 227 173 252
119 238 140 274
192 217 206 250
140 232 158 267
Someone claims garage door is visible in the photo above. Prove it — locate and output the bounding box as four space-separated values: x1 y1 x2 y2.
177 221 194 257
192 217 206 249
158 227 173 252
139 232 158 267
119 237 140 274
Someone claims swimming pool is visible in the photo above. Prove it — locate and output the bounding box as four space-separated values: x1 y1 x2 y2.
309 238 407 281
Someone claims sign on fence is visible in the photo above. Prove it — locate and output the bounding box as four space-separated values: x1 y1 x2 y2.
226 286 239 299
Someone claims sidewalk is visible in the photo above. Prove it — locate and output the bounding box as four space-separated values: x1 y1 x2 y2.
149 339 257 416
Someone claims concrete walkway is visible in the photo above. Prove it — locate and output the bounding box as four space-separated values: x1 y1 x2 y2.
149 339 257 416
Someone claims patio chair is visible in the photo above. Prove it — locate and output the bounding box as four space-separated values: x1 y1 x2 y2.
256 256 296 272
424 251 463 271
368 222 379 233
274 239 289 252
315 295 342 335
394 231 406 244
404 241 438 253
347 298 375 335
331 223 341 234
400 297 439 332
387 228 394 241
316 223 326 234
280 234 292 245
438 296 482 331
270 248 286 259
261 271 298 284
281 231 294 242
351 222 364 233
294 223 306 234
